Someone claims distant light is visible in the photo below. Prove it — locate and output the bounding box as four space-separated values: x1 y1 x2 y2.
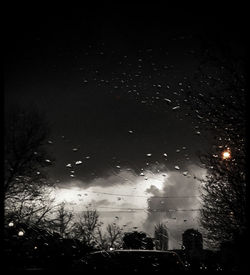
8 222 14 227
110 247 114 251
18 231 24 236
222 149 231 159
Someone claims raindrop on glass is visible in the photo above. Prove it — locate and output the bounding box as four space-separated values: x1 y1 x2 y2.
172 106 180 110
18 231 24 236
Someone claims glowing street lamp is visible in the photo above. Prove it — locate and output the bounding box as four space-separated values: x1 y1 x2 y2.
222 149 231 160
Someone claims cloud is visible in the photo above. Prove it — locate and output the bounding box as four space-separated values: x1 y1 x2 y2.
142 164 207 248
56 169 138 189
53 163 207 249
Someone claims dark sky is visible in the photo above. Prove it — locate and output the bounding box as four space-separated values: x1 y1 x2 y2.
4 4 246 247
4 4 246 183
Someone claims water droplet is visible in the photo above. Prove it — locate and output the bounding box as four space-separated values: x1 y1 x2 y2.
146 153 152 157
116 165 121 169
66 163 72 168
128 130 134 134
174 165 180 170
75 161 82 165
18 231 24 236
8 222 14 227
164 98 172 103
72 148 78 152
183 171 188 176
172 106 180 110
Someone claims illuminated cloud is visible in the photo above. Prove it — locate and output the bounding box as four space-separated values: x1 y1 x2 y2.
51 163 206 248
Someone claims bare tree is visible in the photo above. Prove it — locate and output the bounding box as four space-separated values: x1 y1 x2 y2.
72 208 99 246
106 223 123 249
5 186 57 227
4 105 54 198
4 105 56 227
94 222 123 250
95 225 109 250
48 202 74 238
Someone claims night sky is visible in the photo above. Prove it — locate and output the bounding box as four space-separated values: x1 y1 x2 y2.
4 4 246 248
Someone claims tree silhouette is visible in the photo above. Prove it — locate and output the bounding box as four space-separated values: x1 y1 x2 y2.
72 208 99 247
154 223 169 250
183 30 246 248
49 202 74 238
4 105 56 226
95 223 123 250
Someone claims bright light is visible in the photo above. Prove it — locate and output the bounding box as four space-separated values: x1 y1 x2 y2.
18 231 24 236
222 149 231 160
8 222 14 227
